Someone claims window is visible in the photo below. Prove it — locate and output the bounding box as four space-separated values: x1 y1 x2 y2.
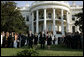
48 24 52 31
64 26 66 32
34 13 36 21
72 26 75 33
57 14 61 19
26 15 29 21
23 17 25 20
72 15 75 21
64 15 66 20
48 13 52 18
59 17 61 19
39 13 44 19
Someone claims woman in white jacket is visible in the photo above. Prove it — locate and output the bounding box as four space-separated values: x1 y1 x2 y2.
1 31 5 47
52 35 54 45
1 33 2 47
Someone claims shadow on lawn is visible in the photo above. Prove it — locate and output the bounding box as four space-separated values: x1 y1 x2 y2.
36 45 83 52
1 44 83 52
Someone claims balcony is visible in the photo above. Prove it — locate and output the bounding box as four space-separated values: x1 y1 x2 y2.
31 1 70 7
33 15 67 22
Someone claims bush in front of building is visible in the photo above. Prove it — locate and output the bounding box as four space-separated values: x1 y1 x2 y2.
16 48 39 56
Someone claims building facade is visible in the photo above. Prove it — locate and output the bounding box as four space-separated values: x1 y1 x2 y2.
19 1 83 38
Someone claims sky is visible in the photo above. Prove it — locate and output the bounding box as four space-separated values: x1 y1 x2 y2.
14 1 83 7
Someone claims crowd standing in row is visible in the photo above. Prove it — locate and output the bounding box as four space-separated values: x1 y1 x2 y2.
1 31 54 49
1 31 83 49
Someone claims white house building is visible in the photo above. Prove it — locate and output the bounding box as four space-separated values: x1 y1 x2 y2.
19 1 83 38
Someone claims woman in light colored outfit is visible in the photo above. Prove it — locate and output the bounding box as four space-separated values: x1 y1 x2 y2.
14 33 18 48
1 33 2 47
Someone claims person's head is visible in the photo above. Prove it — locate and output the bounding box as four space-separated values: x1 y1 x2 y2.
15 32 18 35
35 33 37 36
2 31 5 36
80 32 83 36
48 33 50 36
6 32 9 37
42 31 44 34
62 35 65 38
11 32 14 37
76 31 79 34
12 32 13 35
29 31 32 34
2 31 5 34
9 32 12 36
15 32 18 40
47 31 48 34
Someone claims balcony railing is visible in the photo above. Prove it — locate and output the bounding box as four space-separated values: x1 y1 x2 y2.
33 17 66 21
31 1 69 7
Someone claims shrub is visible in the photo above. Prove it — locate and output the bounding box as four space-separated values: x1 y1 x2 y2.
17 48 39 56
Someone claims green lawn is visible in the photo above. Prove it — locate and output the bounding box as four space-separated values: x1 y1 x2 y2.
1 45 83 56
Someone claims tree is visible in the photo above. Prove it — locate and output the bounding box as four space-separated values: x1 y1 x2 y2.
75 8 83 33
1 1 27 33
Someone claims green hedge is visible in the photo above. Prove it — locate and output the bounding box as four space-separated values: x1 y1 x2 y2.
17 48 39 56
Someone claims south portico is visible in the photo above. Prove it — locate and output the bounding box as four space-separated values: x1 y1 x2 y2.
30 8 70 38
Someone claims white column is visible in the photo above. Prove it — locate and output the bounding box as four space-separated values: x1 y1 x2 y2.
44 9 46 33
32 12 34 33
53 8 58 45
68 13 71 32
61 9 65 36
36 10 39 33
75 26 77 32
29 14 31 31
53 8 56 36
66 12 69 33
25 15 27 21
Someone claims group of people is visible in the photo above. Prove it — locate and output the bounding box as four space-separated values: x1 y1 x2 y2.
1 31 83 49
1 31 56 49
1 31 19 48
58 32 83 49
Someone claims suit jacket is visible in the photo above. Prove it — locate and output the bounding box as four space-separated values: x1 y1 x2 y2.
27 33 34 44
39 34 46 44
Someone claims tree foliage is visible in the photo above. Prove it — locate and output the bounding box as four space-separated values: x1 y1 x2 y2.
75 8 83 33
1 1 27 33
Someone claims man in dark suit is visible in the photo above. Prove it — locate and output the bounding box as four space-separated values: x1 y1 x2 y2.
8 32 15 48
39 31 46 49
47 33 52 49
76 32 81 49
33 33 38 48
21 34 27 47
27 31 34 48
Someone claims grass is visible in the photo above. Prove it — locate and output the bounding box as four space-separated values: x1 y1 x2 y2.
1 45 83 56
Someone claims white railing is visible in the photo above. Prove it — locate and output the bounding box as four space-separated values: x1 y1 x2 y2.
32 18 67 22
31 1 69 7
